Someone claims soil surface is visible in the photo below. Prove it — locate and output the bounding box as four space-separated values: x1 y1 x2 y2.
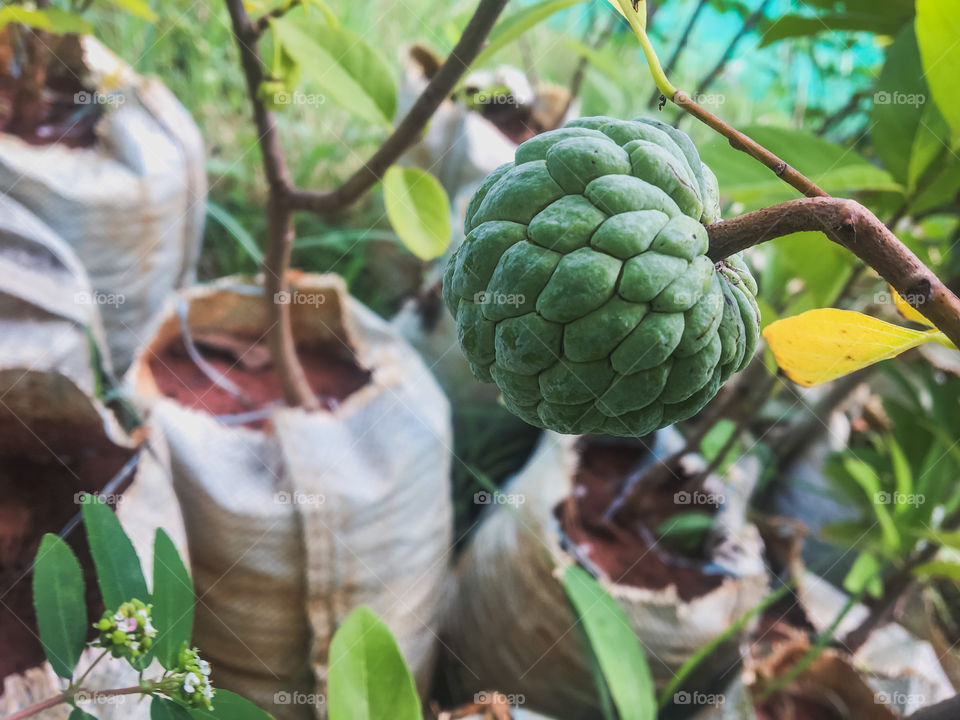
0 421 133 678
0 75 100 148
149 335 371 428
755 697 844 720
558 437 723 601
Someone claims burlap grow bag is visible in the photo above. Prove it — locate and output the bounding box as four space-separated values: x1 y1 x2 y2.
447 432 768 719
128 275 453 720
0 347 185 719
0 36 206 370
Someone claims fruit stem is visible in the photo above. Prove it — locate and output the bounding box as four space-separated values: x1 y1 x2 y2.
614 0 676 99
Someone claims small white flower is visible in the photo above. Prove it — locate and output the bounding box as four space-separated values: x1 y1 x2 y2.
114 611 125 622
143 619 156 636
183 675 197 694
130 641 140 651
198 660 211 676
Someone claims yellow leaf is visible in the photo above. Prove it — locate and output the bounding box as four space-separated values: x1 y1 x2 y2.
762 308 947 386
890 285 934 327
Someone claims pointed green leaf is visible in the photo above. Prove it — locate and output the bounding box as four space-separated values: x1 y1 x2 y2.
563 566 656 720
70 709 98 720
383 166 451 260
916 0 960 143
843 553 883 599
189 690 275 720
81 494 149 609
100 0 158 22
153 529 194 670
914 561 960 581
327 606 421 720
843 458 901 554
152 698 194 720
472 0 590 70
33 534 87 679
271 17 393 127
0 6 93 34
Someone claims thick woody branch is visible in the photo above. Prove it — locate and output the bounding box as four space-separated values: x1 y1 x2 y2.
705 197 960 349
288 0 510 214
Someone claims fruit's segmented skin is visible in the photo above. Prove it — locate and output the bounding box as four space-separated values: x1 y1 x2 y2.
443 116 760 437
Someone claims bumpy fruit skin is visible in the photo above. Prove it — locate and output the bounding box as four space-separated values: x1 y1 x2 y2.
443 116 760 437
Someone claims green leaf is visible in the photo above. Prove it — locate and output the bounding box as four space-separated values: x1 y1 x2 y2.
382 166 451 260
562 566 656 720
472 0 589 70
0 6 93 34
152 698 194 720
656 513 714 553
700 419 736 463
33 534 87 679
907 101 951 190
759 12 912 47
152 529 194 670
914 561 960 581
81 494 149 610
843 458 901 554
69 709 99 720
871 26 928 185
843 553 883 599
327 607 421 720
99 0 158 22
189 690 275 720
271 17 393 127
916 0 960 143
888 439 914 515
700 127 901 210
206 202 264 265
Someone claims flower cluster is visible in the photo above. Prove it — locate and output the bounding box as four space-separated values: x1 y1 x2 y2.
93 599 156 661
167 646 215 710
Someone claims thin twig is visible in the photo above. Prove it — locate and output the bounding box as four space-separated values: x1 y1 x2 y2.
224 0 509 407
287 0 511 214
704 197 960 348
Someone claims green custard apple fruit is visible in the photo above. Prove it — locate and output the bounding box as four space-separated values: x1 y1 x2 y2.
442 115 760 437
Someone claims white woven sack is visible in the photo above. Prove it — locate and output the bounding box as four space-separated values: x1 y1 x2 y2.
0 36 206 370
127 275 453 720
0 374 185 720
447 431 768 719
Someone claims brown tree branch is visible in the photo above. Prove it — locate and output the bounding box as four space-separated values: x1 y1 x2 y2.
225 0 315 408
224 0 508 407
704 197 960 349
675 91 828 198
287 0 510 214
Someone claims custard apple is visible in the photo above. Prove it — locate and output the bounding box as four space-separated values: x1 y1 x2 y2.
442 116 760 437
